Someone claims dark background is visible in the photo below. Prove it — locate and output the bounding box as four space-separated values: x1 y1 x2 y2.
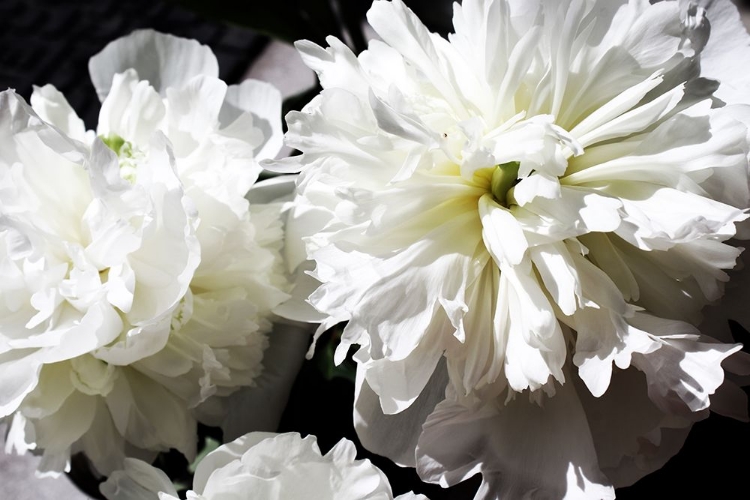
1 0 750 498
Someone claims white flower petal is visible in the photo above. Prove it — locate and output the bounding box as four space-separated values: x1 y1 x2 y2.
105 368 197 460
575 83 686 149
510 172 561 206
502 260 566 392
282 0 750 495
569 72 665 141
573 367 692 488
630 327 742 416
355 361 449 468
395 494 428 500
603 1 698 69
30 84 89 143
368 89 441 148
359 327 446 414
417 381 614 499
684 0 750 105
100 457 178 500
78 399 128 475
164 75 227 156
89 29 219 100
296 37 369 97
478 194 527 266
446 264 505 397
32 390 96 457
95 316 171 366
572 308 654 397
613 184 746 251
219 79 283 162
513 187 622 246
367 0 472 118
98 69 166 145
0 352 42 417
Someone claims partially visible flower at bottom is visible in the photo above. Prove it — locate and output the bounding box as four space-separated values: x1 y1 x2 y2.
100 432 428 500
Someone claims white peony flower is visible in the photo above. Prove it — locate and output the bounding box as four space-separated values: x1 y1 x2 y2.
272 0 750 497
0 30 291 476
100 432 427 500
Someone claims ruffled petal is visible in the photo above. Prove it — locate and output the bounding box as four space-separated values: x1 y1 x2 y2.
89 29 219 101
417 381 614 499
30 84 90 143
354 361 449 467
573 365 693 487
100 457 179 500
219 79 283 162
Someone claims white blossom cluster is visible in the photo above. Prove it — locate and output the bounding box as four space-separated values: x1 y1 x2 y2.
0 31 292 475
274 0 750 497
2 0 750 499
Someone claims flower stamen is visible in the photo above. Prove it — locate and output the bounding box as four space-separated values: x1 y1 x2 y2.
101 134 142 183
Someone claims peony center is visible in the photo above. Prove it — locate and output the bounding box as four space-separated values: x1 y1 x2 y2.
101 134 143 183
490 161 520 207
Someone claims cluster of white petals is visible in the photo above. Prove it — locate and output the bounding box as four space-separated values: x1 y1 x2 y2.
275 0 750 497
100 432 427 500
0 30 290 475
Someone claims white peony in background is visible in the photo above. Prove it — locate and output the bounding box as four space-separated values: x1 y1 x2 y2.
0 30 294 476
100 432 427 500
274 0 750 497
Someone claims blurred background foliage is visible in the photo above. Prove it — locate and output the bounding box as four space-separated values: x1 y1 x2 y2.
169 0 456 52
169 0 458 118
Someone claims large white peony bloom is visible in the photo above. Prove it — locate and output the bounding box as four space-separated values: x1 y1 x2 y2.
100 432 427 500
273 0 750 497
0 30 291 475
